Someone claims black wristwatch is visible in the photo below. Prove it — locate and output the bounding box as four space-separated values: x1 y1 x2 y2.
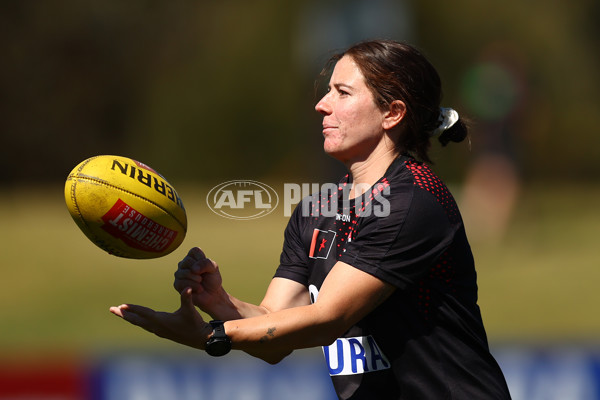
205 320 232 357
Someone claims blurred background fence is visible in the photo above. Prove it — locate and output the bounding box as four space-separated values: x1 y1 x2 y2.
1 0 599 399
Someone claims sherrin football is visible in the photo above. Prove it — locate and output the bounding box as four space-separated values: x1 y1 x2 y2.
65 155 187 259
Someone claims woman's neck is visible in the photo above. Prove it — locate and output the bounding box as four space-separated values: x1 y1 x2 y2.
346 143 400 198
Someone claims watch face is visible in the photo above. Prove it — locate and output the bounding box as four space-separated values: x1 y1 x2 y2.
206 338 231 357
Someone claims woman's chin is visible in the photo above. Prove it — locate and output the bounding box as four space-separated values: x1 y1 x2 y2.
323 145 344 160
323 138 344 155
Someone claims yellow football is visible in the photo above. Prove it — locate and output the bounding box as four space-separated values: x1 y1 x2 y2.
65 155 187 259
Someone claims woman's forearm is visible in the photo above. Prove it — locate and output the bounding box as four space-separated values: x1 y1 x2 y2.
205 288 270 321
204 278 310 322
223 303 342 363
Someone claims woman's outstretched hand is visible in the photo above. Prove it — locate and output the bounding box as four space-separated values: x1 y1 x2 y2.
110 287 213 350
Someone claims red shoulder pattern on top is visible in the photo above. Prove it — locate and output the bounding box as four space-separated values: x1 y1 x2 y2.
404 160 460 224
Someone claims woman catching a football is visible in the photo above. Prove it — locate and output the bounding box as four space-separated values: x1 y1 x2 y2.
111 39 511 399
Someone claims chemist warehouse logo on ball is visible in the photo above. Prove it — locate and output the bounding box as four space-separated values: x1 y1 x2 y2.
206 181 390 220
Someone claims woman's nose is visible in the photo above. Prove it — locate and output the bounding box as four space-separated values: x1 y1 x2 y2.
315 94 331 115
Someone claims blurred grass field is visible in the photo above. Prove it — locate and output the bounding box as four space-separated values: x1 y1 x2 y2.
1 182 598 356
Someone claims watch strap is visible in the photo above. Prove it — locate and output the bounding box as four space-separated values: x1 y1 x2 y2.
206 320 231 357
209 320 227 338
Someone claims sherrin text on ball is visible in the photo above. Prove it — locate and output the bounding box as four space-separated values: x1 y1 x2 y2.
64 155 187 259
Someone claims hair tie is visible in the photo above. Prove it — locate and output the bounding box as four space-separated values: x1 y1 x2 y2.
430 107 459 137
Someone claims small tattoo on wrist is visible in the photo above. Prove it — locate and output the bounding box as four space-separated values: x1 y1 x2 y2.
259 327 276 343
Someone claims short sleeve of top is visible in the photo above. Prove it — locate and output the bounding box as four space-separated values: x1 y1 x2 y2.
276 203 310 286
339 179 458 290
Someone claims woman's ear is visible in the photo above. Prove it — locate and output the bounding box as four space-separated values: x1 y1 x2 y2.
382 100 406 130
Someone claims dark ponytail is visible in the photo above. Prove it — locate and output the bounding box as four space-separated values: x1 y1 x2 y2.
438 118 469 147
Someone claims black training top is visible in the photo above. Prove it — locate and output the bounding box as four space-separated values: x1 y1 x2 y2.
275 155 511 399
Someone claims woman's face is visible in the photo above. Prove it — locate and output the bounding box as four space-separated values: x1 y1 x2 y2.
315 55 388 164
